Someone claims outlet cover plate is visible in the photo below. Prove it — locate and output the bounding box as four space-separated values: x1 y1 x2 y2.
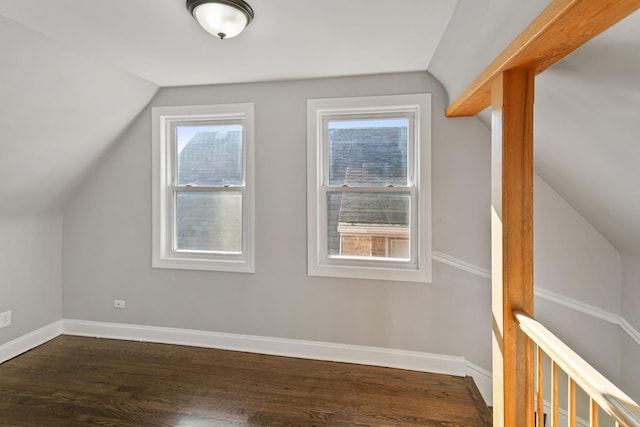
0 310 11 328
113 300 126 309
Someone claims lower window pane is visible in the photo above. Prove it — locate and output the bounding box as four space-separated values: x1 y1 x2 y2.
327 192 410 260
176 192 242 253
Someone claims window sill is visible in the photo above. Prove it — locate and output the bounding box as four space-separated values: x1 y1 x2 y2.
152 255 255 273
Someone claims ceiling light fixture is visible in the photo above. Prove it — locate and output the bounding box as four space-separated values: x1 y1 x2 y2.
186 0 254 40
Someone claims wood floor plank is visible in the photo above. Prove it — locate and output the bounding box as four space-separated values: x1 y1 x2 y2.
0 336 491 426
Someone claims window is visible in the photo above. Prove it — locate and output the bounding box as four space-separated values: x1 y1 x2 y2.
307 94 431 282
152 103 254 272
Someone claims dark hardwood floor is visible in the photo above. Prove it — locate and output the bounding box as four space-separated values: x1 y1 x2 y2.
0 336 491 426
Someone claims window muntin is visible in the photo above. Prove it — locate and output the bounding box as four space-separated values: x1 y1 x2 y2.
152 104 254 272
307 94 431 282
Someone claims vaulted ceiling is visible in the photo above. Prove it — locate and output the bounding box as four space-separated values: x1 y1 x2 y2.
1 0 638 256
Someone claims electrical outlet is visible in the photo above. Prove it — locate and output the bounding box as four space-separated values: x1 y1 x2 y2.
113 299 126 309
0 310 11 328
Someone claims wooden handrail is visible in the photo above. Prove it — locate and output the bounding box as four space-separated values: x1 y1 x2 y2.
514 310 640 426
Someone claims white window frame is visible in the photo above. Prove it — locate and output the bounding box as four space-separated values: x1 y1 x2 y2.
152 103 255 272
307 94 431 283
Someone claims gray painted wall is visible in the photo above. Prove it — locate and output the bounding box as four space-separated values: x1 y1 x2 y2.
621 255 640 402
535 176 622 314
62 72 495 369
622 255 640 331
622 334 640 403
0 215 62 345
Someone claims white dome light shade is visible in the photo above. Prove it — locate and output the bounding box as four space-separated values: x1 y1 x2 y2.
187 0 254 40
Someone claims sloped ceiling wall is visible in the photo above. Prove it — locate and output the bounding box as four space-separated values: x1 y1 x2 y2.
430 0 640 257
0 16 157 214
535 24 640 256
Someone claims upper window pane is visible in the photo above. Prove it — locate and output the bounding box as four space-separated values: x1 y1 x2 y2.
177 124 243 187
328 118 409 187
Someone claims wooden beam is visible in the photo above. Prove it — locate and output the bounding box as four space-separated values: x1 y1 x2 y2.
446 0 640 117
491 69 535 427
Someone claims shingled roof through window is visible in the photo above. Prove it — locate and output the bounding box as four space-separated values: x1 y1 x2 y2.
178 131 242 186
329 128 407 187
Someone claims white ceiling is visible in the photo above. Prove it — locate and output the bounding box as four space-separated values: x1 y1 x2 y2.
0 0 457 86
1 0 639 258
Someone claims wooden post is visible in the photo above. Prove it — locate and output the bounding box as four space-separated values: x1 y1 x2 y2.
491 69 535 427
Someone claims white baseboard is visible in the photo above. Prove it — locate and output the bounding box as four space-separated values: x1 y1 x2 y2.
0 320 63 364
61 318 493 405
466 361 493 406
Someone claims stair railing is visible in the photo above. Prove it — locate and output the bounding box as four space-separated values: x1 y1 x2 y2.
514 310 640 427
